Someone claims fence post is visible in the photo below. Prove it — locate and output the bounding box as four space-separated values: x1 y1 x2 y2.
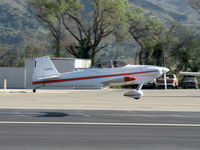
4 79 7 92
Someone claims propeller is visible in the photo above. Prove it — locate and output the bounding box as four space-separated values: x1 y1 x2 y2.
164 72 167 90
162 67 169 90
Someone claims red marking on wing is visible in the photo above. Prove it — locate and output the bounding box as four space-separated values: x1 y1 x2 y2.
124 76 136 82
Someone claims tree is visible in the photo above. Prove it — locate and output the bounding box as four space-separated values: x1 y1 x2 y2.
32 0 129 65
0 47 16 66
62 0 129 65
151 22 178 67
127 6 163 65
164 24 198 72
21 30 47 58
31 0 81 57
190 54 200 71
187 0 200 72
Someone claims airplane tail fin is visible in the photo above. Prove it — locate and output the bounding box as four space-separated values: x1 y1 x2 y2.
32 56 60 82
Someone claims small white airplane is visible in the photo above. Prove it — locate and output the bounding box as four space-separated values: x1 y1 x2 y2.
32 56 169 99
180 72 200 76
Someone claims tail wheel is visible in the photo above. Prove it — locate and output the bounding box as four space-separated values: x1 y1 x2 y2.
33 89 36 93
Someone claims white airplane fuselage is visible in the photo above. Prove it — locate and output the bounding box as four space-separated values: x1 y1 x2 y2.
32 56 169 99
32 65 166 87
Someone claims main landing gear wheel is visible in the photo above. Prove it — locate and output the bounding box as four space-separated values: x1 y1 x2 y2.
33 84 43 93
124 84 144 99
33 89 36 93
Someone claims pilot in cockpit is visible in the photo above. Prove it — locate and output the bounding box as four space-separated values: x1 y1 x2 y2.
113 61 120 68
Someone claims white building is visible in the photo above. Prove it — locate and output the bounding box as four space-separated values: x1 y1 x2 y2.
0 57 91 89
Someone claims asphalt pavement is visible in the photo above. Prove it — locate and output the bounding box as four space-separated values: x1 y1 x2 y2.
0 109 200 150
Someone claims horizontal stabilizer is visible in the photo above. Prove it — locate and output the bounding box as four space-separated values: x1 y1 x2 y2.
37 75 60 81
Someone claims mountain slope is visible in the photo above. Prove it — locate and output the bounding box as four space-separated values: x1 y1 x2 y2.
0 0 47 45
130 0 200 29
0 0 199 49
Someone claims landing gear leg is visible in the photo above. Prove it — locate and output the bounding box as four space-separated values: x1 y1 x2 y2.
33 84 43 93
134 84 144 100
137 83 144 91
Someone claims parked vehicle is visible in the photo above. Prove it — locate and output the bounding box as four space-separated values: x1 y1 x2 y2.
181 76 199 89
157 74 178 89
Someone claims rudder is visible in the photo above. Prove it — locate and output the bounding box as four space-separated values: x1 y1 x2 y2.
32 56 60 82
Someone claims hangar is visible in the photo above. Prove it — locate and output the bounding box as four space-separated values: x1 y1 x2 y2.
0 57 91 89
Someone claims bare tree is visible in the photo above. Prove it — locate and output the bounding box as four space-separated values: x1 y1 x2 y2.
62 0 128 65
31 0 71 57
31 0 129 65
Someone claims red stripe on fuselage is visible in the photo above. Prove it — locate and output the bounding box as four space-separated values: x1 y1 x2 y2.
32 70 158 85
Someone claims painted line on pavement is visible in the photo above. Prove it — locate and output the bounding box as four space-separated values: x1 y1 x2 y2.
0 121 200 127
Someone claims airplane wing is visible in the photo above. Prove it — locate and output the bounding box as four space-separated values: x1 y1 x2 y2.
180 72 200 76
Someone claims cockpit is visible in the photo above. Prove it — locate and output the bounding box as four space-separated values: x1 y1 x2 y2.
94 60 128 68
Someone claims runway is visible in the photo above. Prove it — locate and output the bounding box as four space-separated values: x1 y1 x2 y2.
0 89 200 111
0 109 200 150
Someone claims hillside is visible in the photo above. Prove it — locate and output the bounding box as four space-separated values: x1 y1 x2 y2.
0 0 200 66
1 0 200 46
130 0 200 29
0 0 47 46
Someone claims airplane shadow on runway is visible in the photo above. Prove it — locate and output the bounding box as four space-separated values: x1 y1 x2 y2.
36 112 69 117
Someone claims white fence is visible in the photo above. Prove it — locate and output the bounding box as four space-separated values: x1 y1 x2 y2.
0 67 25 89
